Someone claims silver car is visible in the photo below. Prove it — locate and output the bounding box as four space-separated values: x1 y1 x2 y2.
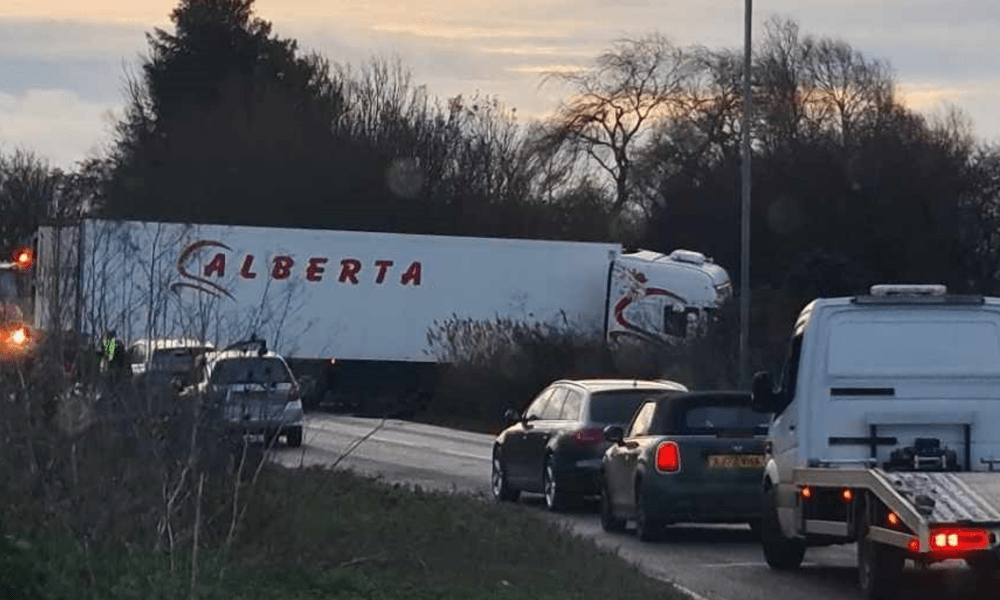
195 347 304 447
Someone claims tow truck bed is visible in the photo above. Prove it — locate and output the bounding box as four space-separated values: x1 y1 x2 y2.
791 467 1000 553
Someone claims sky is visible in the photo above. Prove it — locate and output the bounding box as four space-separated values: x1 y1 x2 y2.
0 0 997 170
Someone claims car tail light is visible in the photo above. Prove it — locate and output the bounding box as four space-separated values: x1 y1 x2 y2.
929 528 992 552
655 441 680 473
288 383 299 402
571 428 604 446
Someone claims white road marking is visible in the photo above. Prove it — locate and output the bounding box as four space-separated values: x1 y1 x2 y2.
673 581 716 600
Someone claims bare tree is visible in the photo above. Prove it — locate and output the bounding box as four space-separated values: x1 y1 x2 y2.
537 33 693 217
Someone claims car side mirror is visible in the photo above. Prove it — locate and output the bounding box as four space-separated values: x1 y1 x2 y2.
751 371 779 413
502 408 520 424
603 425 625 446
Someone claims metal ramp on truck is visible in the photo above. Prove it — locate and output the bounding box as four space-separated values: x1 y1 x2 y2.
792 466 1000 553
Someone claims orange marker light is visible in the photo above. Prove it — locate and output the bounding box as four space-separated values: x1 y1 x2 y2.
841 488 854 502
800 486 813 499
14 249 32 269
887 512 900 526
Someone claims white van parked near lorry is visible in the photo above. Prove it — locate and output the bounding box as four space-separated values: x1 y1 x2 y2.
751 284 1000 599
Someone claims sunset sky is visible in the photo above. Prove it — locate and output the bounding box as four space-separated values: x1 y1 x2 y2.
1 0 996 169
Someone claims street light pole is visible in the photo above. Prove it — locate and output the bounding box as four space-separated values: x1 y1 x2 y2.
738 0 753 388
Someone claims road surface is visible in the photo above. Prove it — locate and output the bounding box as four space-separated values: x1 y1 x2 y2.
270 414 997 600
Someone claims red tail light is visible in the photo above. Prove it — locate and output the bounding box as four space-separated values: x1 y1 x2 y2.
655 441 680 473
929 528 992 553
571 428 604 446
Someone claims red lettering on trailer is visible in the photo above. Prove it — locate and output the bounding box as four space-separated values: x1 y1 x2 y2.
204 253 226 278
401 261 422 286
272 256 293 280
375 260 394 284
240 255 257 279
339 259 361 284
306 257 328 282
175 240 425 298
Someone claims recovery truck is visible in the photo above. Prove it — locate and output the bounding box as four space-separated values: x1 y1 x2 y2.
751 284 1000 599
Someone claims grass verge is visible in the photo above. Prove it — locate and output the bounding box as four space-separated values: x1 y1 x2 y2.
4 465 688 600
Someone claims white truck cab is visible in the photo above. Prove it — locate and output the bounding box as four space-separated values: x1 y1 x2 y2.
751 284 1000 599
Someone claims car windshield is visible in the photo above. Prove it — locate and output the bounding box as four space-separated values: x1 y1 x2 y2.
679 405 769 435
209 357 291 385
589 390 669 425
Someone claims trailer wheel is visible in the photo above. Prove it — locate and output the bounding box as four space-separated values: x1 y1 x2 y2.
761 483 805 570
857 499 904 600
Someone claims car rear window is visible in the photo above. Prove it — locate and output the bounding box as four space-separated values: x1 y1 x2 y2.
679 405 769 435
150 349 201 374
210 357 291 385
588 390 668 424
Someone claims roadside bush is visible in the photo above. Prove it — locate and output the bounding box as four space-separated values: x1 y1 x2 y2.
0 335 279 595
423 307 743 432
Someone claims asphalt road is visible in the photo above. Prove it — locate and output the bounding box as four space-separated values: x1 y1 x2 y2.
270 414 997 600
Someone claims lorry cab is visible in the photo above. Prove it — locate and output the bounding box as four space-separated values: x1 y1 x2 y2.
606 249 732 346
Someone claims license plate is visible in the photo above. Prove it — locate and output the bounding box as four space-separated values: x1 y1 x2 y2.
707 454 764 468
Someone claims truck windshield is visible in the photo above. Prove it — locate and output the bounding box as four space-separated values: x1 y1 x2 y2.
210 357 291 385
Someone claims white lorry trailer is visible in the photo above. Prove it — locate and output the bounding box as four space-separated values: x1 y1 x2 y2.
32 219 731 412
751 284 1000 599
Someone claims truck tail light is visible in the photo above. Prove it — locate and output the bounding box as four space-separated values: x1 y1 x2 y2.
841 488 854 503
887 512 900 527
655 441 680 473
930 528 992 552
799 486 813 500
571 428 604 446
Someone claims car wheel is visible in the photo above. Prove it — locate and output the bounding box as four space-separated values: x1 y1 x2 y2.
285 426 303 448
634 481 663 542
491 448 520 502
543 455 567 512
857 498 904 599
761 483 806 570
600 480 626 533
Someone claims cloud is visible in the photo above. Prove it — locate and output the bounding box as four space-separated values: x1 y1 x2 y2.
505 64 585 75
0 89 118 169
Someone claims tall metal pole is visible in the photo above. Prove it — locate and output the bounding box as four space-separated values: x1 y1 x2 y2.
739 0 753 388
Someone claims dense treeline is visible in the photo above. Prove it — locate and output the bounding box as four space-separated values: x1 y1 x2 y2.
2 0 1000 351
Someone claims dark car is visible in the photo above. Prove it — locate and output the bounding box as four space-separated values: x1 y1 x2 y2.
491 379 688 511
600 391 770 541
